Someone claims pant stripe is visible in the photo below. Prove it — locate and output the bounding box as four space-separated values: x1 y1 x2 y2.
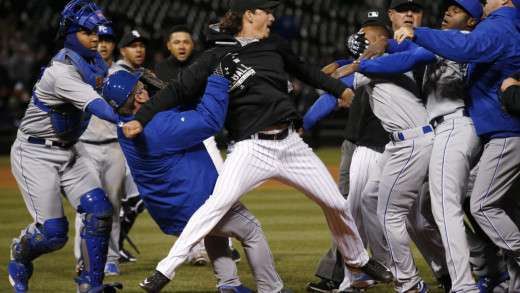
441 120 459 279
383 140 415 286
478 138 513 250
18 141 39 222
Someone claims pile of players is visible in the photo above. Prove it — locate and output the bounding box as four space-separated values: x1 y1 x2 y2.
7 0 520 293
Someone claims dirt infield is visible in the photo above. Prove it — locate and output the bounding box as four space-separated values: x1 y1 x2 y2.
0 166 341 190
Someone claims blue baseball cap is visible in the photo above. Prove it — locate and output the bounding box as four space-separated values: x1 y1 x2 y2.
98 25 116 41
102 71 142 109
453 0 483 23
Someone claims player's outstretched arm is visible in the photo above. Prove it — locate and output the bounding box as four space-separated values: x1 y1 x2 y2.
86 98 119 123
358 46 436 75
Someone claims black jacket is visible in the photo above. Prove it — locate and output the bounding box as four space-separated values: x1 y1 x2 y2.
135 26 348 141
154 54 196 82
501 85 520 117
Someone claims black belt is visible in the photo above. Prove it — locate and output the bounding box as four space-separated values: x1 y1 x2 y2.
256 128 290 140
27 137 77 148
430 109 470 127
80 138 118 145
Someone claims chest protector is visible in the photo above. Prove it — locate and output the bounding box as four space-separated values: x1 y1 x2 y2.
33 48 108 141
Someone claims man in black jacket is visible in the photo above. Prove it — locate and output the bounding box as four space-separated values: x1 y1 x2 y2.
123 1 393 292
154 25 196 82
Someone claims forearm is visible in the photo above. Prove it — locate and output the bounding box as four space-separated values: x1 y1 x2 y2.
303 94 338 130
86 98 118 123
359 47 435 75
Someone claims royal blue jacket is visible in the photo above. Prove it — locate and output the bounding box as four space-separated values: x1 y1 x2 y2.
413 7 520 139
117 75 229 235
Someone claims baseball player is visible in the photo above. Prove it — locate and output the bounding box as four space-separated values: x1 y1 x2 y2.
394 0 520 290
123 0 393 290
102 67 286 293
154 25 240 265
8 1 123 292
324 19 436 292
340 1 483 292
114 29 149 263
73 24 125 276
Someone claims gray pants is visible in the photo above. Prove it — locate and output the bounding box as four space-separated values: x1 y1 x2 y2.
470 137 520 292
205 201 282 292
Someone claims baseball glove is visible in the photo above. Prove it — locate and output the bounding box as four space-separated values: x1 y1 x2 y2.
137 70 166 96
346 32 369 58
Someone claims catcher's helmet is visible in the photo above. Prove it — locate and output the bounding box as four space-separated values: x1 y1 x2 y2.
58 0 110 38
102 71 143 109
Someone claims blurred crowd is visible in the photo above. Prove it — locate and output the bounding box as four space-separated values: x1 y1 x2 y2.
0 0 449 130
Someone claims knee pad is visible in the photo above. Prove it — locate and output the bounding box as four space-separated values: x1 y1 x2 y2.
78 188 114 236
77 188 113 287
12 217 69 263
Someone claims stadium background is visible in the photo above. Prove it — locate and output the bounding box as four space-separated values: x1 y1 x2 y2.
0 0 454 153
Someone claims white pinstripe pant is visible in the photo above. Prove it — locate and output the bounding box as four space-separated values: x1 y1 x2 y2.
156 130 369 282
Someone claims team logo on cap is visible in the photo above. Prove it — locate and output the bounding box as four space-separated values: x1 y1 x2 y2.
132 30 141 37
368 11 379 17
99 25 108 33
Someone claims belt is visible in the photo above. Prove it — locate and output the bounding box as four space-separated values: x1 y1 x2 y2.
390 125 433 142
430 109 470 128
255 128 290 140
80 138 118 145
27 137 77 148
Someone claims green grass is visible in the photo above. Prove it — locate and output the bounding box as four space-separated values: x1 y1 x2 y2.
0 149 445 292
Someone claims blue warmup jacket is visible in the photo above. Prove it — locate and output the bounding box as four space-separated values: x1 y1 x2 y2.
117 75 229 235
412 7 520 139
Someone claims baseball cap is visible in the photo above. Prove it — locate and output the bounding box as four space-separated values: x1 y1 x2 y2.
451 0 483 23
102 70 142 109
390 0 424 9
118 30 149 48
228 0 280 13
360 8 392 29
98 25 116 41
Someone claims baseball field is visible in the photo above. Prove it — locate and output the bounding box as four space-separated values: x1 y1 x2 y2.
0 149 444 293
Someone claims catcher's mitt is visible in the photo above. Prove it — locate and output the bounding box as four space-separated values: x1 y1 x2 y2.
133 69 166 96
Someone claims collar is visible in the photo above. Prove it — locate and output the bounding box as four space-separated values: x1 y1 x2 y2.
487 6 516 19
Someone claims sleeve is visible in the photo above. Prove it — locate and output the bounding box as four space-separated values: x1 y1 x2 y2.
413 24 504 63
86 98 119 123
54 69 102 111
133 50 219 127
156 75 230 151
335 59 355 67
303 94 338 130
501 85 520 117
275 37 348 98
386 39 418 53
358 47 436 75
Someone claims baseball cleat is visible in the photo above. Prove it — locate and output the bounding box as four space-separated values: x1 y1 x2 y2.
188 249 208 266
347 258 393 284
119 248 137 263
140 270 170 293
219 284 255 293
478 272 509 293
306 278 340 292
9 260 33 293
404 280 429 293
104 263 121 276
351 274 379 290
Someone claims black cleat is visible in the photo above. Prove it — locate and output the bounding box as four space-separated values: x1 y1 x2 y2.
140 270 170 293
347 258 393 283
119 248 137 263
306 279 340 293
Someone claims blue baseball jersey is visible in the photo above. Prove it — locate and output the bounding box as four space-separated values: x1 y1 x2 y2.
413 7 520 138
117 75 229 235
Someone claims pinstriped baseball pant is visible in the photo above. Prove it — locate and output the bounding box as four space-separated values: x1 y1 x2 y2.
156 130 369 286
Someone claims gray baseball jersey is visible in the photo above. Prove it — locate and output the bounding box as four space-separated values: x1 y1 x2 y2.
353 71 435 291
12 60 103 218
